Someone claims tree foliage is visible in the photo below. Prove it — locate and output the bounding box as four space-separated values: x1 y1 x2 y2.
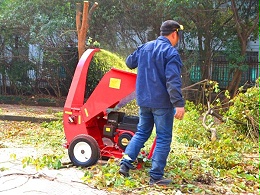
89 0 169 54
168 0 232 89
0 0 78 96
0 0 258 98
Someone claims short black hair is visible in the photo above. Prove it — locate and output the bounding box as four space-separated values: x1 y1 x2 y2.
160 20 182 36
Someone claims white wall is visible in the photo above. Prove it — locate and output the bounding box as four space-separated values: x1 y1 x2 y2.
247 39 259 52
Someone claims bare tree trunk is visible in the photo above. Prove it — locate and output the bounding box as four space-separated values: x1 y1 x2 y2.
76 1 98 59
227 69 242 97
0 35 5 94
1 73 7 94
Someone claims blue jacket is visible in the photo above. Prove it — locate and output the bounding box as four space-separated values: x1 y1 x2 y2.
126 36 185 108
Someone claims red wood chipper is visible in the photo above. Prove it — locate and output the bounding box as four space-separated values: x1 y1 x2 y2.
63 48 141 167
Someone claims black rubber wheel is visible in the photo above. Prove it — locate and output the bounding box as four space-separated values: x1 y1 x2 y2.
118 133 133 150
68 135 100 167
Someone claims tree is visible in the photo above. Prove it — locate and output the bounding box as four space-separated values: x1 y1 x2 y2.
0 0 78 97
166 0 235 79
0 0 258 99
76 1 98 59
0 0 34 94
165 0 258 99
227 0 259 98
89 0 170 54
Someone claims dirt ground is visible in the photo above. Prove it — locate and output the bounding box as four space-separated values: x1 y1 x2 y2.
0 103 63 118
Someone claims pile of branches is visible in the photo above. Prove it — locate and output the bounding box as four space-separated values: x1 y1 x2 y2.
228 80 259 141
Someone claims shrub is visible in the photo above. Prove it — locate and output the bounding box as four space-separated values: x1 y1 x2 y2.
174 101 207 147
86 49 135 98
225 78 259 141
86 49 138 114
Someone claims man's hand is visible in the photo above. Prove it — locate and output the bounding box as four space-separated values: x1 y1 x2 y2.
174 107 185 120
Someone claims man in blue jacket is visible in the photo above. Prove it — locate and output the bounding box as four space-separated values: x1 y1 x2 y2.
119 20 185 186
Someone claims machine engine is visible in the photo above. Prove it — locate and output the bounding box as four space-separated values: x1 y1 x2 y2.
103 111 139 150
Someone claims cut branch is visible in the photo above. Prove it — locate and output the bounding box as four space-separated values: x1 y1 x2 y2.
76 3 82 32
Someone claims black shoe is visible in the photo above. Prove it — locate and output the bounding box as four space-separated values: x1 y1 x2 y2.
149 177 172 186
119 164 129 177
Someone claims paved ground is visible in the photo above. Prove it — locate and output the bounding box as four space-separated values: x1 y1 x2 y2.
0 104 108 195
0 147 108 195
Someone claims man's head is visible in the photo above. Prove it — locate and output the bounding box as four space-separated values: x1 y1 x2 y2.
160 20 184 46
160 20 183 36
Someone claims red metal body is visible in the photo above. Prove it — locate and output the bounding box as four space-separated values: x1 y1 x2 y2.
63 48 137 159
